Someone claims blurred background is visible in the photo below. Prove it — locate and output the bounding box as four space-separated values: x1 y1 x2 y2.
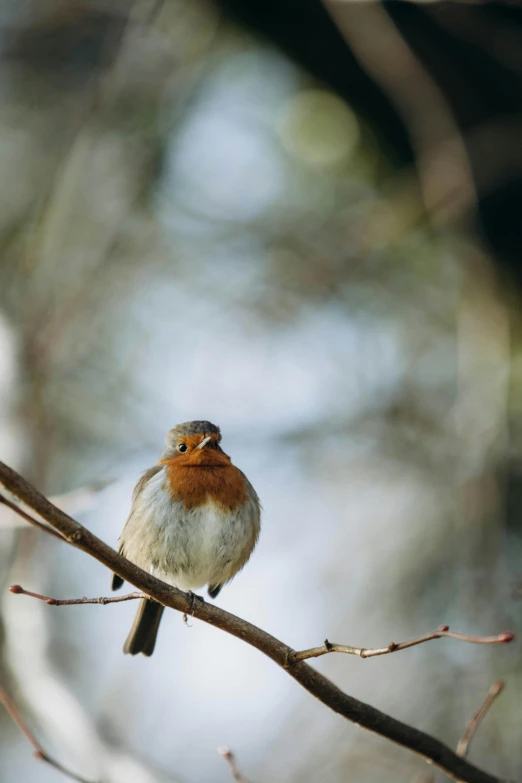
0 1 521 781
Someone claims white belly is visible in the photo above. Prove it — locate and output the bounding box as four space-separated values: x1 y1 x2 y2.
120 467 259 591
157 503 225 591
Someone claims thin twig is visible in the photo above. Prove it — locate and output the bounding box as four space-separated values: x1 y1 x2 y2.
8 584 144 606
0 463 516 783
0 686 98 783
293 626 514 662
0 493 65 541
218 747 249 783
457 681 505 759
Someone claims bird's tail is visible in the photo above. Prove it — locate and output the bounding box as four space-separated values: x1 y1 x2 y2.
123 598 164 656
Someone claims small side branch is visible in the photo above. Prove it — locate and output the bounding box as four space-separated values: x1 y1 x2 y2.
218 747 249 783
457 681 505 759
9 584 144 606
0 686 97 783
415 678 507 783
294 626 514 662
0 494 65 542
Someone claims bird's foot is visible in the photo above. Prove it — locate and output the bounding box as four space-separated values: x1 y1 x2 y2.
186 590 204 616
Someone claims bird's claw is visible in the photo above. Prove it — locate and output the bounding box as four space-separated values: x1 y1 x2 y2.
186 590 204 616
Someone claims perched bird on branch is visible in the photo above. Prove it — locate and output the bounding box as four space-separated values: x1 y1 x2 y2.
112 421 261 656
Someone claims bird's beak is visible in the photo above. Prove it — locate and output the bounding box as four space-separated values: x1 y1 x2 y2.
197 436 211 450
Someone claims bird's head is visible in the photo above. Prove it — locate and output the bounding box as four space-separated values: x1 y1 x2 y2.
159 420 230 466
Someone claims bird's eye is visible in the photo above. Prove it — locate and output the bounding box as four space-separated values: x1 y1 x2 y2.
178 443 188 453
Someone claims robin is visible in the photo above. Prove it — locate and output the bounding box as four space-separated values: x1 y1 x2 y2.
112 421 261 656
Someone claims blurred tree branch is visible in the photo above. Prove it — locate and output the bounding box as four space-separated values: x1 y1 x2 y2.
0 686 96 783
216 0 522 284
422 680 506 783
457 681 505 760
0 460 516 783
323 0 475 224
218 747 250 783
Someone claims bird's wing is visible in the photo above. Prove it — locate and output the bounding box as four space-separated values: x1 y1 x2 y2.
112 463 164 590
132 464 163 502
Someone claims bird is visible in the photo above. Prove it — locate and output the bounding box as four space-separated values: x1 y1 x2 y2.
112 420 261 656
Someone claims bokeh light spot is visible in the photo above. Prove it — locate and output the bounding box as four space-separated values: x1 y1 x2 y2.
278 89 360 167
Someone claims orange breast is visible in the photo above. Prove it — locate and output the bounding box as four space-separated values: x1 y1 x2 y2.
161 460 249 511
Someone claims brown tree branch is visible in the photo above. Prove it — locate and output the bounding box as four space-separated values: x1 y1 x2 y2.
8 584 144 606
218 747 250 783
0 686 97 783
294 627 514 662
457 681 505 759
0 460 516 783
